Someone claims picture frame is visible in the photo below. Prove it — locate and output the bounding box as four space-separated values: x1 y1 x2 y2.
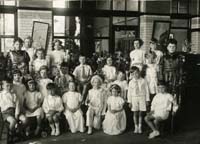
152 20 171 48
32 21 49 51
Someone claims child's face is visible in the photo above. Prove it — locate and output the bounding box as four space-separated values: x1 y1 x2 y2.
14 41 22 51
92 79 100 88
132 70 140 79
79 57 86 64
106 58 112 66
134 40 140 49
54 42 61 50
150 42 157 51
60 67 68 74
117 72 125 81
40 69 47 78
24 39 31 48
28 82 36 92
2 82 12 91
167 43 176 54
37 50 44 59
68 82 75 91
111 88 119 97
13 73 21 82
158 86 166 93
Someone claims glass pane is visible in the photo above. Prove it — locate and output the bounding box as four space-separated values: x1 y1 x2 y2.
113 17 125 25
127 0 138 11
69 0 81 8
170 29 188 52
0 0 15 6
179 1 188 14
1 38 14 52
0 14 14 35
113 0 125 11
94 17 109 37
95 39 109 53
126 17 138 26
53 0 68 8
54 16 65 36
171 19 188 28
96 0 110 10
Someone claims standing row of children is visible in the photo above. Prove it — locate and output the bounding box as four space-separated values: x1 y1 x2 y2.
0 37 179 143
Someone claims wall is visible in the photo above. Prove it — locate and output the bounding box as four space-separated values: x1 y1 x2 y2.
140 15 170 50
191 17 200 53
18 9 52 53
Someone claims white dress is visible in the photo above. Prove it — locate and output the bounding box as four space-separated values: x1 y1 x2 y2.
102 65 117 83
146 64 158 94
49 50 66 67
129 49 146 69
24 91 44 117
62 91 85 133
33 58 49 72
103 96 126 135
37 78 53 99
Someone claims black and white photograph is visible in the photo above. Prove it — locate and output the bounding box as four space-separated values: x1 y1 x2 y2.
0 0 200 144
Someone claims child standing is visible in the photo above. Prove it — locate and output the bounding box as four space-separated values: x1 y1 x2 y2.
62 81 85 133
54 62 73 95
103 84 126 135
145 84 178 139
37 66 53 100
112 71 128 101
24 79 44 136
32 48 50 74
73 55 93 102
86 75 107 135
0 79 18 142
42 83 64 136
102 57 117 86
127 66 150 134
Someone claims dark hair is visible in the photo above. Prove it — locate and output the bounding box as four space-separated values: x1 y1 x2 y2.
12 69 22 76
13 37 24 44
133 38 144 47
52 39 63 50
39 65 48 73
46 83 57 90
110 84 121 94
60 62 70 68
167 39 177 46
26 79 37 90
130 66 140 73
2 78 13 84
35 48 45 59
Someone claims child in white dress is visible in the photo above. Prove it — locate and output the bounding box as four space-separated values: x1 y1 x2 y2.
62 81 85 133
145 84 178 139
112 71 128 101
32 48 50 73
37 66 53 100
102 57 117 86
49 39 68 68
127 66 150 134
86 75 107 135
24 79 44 136
43 83 64 136
103 84 126 135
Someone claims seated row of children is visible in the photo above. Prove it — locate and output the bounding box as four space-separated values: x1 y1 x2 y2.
0 64 178 143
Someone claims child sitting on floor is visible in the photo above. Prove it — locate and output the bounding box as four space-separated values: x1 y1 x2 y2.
145 84 178 139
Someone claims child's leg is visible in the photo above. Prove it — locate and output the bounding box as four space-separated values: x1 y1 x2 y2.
53 113 60 136
86 108 95 134
138 111 143 133
6 116 17 132
144 114 156 132
47 116 55 136
35 115 42 135
133 111 139 133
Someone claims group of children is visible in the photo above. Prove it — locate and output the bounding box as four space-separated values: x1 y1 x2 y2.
0 37 180 143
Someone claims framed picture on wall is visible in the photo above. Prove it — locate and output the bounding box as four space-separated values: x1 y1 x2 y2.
152 21 171 50
32 21 49 51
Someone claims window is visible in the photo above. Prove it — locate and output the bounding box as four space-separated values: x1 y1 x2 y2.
171 0 188 14
53 15 81 48
96 0 111 10
0 13 15 52
126 0 138 11
53 0 69 8
0 0 15 6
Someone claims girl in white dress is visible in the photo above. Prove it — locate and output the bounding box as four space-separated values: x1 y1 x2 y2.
32 48 50 74
86 75 107 135
102 57 117 88
62 81 85 133
103 84 126 135
24 79 44 136
43 83 64 136
37 66 53 100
